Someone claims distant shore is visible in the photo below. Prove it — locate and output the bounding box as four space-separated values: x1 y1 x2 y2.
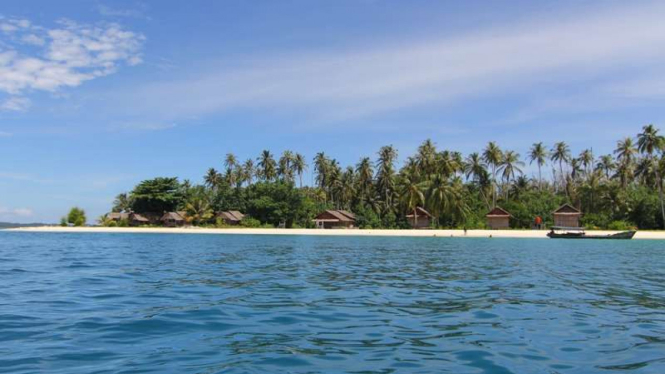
5 226 665 239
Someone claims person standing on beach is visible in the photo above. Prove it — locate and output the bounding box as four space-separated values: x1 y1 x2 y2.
535 216 543 230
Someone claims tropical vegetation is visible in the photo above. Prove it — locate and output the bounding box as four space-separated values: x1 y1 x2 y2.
107 125 665 229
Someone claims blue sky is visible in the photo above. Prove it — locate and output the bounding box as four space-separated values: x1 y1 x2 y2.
1 0 664 223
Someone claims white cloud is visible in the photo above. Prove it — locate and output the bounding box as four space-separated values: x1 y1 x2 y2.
0 207 33 218
0 96 30 111
118 2 665 124
97 4 150 20
0 18 144 107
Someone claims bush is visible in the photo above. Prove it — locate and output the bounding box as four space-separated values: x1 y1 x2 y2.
607 220 635 231
60 217 68 227
240 217 262 228
66 207 86 226
107 221 118 227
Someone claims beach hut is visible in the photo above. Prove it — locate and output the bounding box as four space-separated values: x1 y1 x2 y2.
552 204 581 227
107 212 129 222
217 210 245 225
313 210 356 229
129 213 150 226
161 212 186 227
486 207 511 229
406 207 433 229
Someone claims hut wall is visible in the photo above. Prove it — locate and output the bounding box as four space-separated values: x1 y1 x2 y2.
487 216 510 229
554 214 580 227
407 216 431 229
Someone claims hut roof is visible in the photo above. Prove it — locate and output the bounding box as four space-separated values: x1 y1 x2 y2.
131 213 150 222
315 210 356 222
406 207 433 218
161 212 185 221
218 210 245 221
108 212 129 220
553 204 581 215
486 206 511 217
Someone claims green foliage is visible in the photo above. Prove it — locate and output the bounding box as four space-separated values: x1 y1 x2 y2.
130 177 183 213
60 217 67 227
245 181 314 227
501 190 563 228
607 220 635 231
240 217 262 228
355 205 382 229
66 207 86 226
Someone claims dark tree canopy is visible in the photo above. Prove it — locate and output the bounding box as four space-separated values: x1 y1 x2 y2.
130 177 183 213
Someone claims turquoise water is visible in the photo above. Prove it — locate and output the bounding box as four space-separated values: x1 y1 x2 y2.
1 232 664 373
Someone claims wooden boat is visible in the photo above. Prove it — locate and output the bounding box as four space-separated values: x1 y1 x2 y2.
547 226 636 240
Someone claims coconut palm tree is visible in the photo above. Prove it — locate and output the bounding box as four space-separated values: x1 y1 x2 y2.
376 145 398 210
398 173 426 227
356 157 374 202
464 152 487 183
224 153 237 170
204 168 221 189
551 141 571 190
112 193 133 212
278 150 295 182
596 154 615 179
313 152 329 189
615 137 637 165
482 142 502 207
637 124 665 227
257 150 277 181
416 139 437 177
579 149 594 177
243 159 255 185
293 153 307 188
499 151 524 184
529 142 548 190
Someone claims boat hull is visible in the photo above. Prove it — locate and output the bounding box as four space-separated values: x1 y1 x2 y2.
547 230 636 240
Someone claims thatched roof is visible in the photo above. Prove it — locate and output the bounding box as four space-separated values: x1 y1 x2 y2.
107 212 129 220
161 212 185 221
131 213 149 222
553 204 581 215
314 210 356 222
486 206 511 217
406 207 433 218
218 210 245 222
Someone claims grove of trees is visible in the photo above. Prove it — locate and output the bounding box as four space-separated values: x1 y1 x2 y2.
109 125 665 230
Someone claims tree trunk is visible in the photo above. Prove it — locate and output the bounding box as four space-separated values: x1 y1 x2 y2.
414 208 418 227
538 163 542 191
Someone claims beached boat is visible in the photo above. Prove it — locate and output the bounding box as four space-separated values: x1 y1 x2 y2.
547 226 636 240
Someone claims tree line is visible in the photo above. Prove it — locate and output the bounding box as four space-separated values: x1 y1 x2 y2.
107 124 665 229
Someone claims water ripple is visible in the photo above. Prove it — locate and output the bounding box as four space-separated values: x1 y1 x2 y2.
0 232 664 373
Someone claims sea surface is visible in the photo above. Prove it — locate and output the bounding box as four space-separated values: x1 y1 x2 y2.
0 232 664 374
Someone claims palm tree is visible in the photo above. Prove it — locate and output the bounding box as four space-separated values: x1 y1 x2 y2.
112 193 133 212
579 149 594 177
293 153 307 188
615 137 637 165
398 173 425 226
499 151 524 184
482 142 502 207
224 153 237 171
596 154 615 179
637 124 665 227
376 145 398 211
278 150 295 182
204 168 221 189
528 142 548 190
464 152 488 183
551 141 571 189
416 139 437 176
257 150 277 181
313 152 329 189
243 159 255 185
356 157 374 202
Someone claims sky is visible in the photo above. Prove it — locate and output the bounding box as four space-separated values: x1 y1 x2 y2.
1 0 665 223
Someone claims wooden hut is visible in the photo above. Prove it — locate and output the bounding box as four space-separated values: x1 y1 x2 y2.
406 207 433 229
129 213 150 226
553 204 581 227
486 207 511 229
107 212 129 222
313 210 356 229
217 210 245 225
161 212 186 227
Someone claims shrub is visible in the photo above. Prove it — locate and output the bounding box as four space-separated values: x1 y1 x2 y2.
66 207 86 226
240 217 262 228
607 220 635 231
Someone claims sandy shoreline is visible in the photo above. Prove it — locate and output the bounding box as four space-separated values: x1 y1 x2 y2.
4 226 665 239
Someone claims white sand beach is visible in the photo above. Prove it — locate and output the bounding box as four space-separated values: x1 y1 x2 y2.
5 226 665 239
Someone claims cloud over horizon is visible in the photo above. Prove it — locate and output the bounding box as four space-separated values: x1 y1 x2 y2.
114 2 665 126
